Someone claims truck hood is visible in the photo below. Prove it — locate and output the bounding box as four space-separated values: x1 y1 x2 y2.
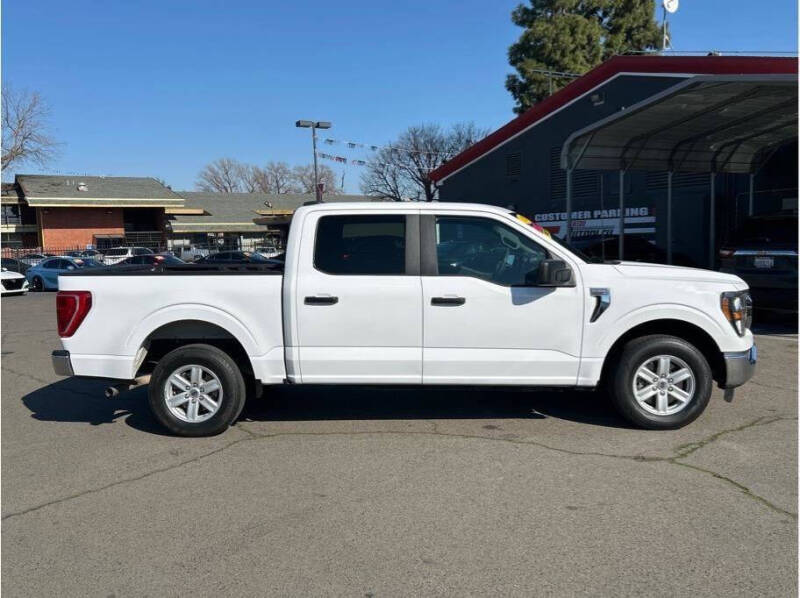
613 261 744 286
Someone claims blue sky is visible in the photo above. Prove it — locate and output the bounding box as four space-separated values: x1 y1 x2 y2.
3 0 797 192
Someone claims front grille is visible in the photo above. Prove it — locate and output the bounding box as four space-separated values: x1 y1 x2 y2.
2 278 25 291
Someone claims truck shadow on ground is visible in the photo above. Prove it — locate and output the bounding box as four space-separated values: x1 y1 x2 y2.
21 378 632 434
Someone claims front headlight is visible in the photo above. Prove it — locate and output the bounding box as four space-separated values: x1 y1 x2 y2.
721 290 752 336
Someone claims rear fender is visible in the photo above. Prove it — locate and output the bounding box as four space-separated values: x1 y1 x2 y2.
126 303 260 358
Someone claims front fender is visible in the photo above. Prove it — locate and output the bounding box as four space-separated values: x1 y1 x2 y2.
593 303 731 358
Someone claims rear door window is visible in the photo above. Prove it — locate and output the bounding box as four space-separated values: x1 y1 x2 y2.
314 215 406 275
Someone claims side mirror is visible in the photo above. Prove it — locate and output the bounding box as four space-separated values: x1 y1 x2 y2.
533 259 574 287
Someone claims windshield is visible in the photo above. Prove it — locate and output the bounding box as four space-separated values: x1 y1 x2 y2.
510 212 590 262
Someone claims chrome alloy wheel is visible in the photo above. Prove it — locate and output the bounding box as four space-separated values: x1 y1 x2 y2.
163 364 223 423
632 354 695 416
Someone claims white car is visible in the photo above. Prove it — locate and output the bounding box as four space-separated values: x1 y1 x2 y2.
101 247 154 265
1 268 29 296
51 202 756 436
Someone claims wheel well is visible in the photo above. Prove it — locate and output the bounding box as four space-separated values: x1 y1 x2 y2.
599 319 725 386
136 320 253 378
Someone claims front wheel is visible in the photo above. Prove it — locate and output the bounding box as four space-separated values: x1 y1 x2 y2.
609 335 712 430
148 343 246 436
30 276 44 292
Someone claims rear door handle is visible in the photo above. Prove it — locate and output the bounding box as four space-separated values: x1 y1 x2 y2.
304 295 339 305
431 296 465 306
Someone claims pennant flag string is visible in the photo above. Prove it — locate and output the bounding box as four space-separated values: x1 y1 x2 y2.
321 136 453 157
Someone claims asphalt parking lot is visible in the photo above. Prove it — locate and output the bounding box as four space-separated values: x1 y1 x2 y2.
2 292 797 596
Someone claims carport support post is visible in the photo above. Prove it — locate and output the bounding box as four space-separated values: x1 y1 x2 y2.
618 170 625 260
709 172 716 268
667 171 673 265
566 168 573 242
748 173 755 216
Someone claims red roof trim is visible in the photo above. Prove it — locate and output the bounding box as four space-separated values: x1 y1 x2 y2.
430 55 798 182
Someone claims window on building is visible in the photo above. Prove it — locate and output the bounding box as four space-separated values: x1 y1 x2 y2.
314 215 406 275
435 216 548 286
1 205 21 225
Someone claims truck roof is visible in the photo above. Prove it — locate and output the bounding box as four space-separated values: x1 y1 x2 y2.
297 201 515 215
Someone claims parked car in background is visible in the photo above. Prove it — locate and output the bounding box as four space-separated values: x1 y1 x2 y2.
171 247 209 262
1 268 29 296
720 212 798 315
66 249 104 260
194 251 274 265
574 236 698 267
254 245 282 258
101 247 154 265
26 257 104 291
79 249 104 259
117 253 185 267
1 257 30 275
19 253 55 267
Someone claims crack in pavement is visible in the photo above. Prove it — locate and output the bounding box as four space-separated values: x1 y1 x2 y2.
1 434 253 521
2 365 103 402
4 415 795 523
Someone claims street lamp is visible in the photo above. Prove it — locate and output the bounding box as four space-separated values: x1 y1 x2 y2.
296 120 332 202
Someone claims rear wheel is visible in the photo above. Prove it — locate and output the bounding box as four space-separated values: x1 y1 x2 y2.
609 335 712 430
148 343 246 436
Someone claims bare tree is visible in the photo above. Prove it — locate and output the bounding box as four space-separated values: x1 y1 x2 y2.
291 163 341 195
360 122 487 201
196 158 342 195
251 161 298 194
195 158 251 192
1 86 60 171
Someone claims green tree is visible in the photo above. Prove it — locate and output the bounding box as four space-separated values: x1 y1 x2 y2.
506 0 663 113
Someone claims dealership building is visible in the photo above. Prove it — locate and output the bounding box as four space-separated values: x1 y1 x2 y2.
430 55 798 269
0 174 371 253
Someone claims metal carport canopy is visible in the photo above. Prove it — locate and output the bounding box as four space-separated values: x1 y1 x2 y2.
559 74 798 264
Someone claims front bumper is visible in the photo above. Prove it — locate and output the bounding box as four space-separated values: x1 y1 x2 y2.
52 350 74 376
721 344 757 389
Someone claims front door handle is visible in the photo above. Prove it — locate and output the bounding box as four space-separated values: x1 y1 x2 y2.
305 295 339 305
431 296 465 306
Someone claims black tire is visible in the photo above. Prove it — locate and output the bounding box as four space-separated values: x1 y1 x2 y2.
609 334 712 430
31 276 43 292
148 343 246 436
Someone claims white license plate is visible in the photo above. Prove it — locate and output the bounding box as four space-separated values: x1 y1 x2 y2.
753 256 774 269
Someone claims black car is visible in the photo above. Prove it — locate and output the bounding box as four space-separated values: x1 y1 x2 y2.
195 251 273 265
574 235 698 267
720 213 798 314
117 253 185 267
1 257 30 275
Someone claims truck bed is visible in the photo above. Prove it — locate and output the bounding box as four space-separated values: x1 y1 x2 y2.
61 263 285 276
57 264 286 383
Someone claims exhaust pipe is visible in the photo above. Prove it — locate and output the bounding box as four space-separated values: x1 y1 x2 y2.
105 374 151 398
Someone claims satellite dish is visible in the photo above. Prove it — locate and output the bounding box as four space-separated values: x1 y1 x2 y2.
663 0 678 13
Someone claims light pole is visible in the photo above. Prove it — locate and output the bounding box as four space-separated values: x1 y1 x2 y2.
296 120 331 201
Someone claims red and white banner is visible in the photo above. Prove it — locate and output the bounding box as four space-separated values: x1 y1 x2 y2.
533 206 656 239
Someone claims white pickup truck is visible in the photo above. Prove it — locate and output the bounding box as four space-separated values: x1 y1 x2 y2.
52 202 756 436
